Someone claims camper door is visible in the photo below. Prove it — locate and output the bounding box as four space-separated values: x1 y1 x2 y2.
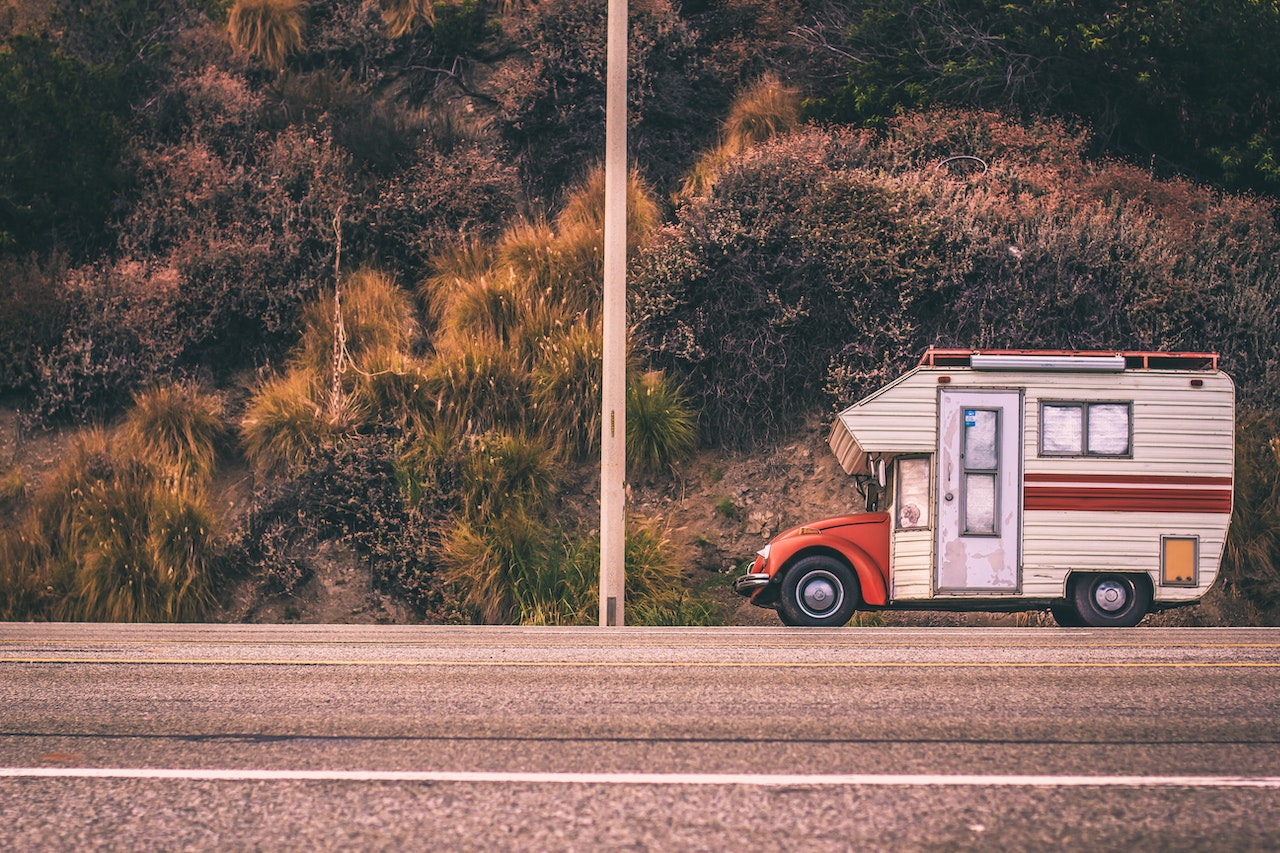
936 389 1022 593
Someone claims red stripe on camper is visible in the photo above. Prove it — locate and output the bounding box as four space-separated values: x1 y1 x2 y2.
1023 474 1232 513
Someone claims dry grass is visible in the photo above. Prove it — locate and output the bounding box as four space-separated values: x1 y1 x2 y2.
380 0 434 38
240 370 338 475
119 383 227 490
227 0 307 70
680 73 802 200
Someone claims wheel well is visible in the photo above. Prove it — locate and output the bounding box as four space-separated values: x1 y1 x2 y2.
780 548 860 588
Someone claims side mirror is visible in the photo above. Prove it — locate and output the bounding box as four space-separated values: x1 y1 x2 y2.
875 458 887 489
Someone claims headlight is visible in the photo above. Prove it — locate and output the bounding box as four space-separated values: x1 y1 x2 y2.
756 544 771 562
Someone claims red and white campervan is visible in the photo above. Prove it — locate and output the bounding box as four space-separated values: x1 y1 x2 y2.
735 349 1234 627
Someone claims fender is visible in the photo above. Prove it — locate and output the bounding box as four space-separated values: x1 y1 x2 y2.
764 533 889 607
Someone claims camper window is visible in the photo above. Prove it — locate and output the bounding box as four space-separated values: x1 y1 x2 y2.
896 457 930 530
1040 401 1132 457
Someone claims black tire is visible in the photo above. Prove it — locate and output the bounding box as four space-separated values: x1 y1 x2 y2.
1050 604 1085 627
777 608 802 627
1070 573 1151 628
778 555 860 628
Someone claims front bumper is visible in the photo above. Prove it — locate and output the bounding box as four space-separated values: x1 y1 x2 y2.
733 573 771 597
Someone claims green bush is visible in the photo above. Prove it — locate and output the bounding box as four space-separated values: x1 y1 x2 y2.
626 370 697 475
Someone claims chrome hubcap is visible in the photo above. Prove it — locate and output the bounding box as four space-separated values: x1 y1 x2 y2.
1093 579 1130 613
799 571 844 617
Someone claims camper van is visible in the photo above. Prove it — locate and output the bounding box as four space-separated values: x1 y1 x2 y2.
734 349 1234 627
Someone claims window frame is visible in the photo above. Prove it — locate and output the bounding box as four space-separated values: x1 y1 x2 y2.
960 407 1001 537
894 455 932 532
1038 400 1134 459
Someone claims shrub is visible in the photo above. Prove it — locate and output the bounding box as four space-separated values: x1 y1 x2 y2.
492 0 717 197
0 253 67 394
635 126 952 444
0 34 126 257
640 111 1280 443
232 434 450 613
626 370 697 475
1223 411 1280 611
227 0 306 70
361 140 520 280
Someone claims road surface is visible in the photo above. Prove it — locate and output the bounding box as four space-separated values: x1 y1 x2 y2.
2 624 1278 850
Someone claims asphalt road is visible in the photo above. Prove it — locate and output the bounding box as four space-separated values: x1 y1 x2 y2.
2 624 1279 851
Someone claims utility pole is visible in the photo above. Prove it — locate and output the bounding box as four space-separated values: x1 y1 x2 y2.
599 0 627 627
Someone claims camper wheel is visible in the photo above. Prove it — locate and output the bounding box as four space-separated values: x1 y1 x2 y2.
778 555 860 628
1070 573 1151 628
1049 605 1085 628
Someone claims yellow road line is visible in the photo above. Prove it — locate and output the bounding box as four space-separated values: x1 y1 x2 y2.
2 658 1278 668
3 640 1279 649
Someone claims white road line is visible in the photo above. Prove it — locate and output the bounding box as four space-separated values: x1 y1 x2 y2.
3 768 1280 788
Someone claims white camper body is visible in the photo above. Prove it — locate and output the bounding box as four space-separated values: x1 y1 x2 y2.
829 350 1233 615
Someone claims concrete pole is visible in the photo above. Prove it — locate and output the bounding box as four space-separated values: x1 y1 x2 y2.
600 0 627 627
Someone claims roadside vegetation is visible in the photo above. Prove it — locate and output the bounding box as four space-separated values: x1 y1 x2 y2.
2 0 1279 624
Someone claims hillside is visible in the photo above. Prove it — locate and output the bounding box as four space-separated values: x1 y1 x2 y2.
3 0 1280 625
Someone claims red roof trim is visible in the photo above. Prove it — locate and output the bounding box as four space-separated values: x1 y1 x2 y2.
918 348 1219 371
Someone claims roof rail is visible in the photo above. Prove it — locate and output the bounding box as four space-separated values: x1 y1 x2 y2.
918 348 1219 371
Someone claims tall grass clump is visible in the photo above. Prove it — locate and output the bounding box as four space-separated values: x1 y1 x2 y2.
240 370 337 475
119 383 227 490
242 268 426 470
423 340 532 435
381 0 434 37
680 73 801 199
459 430 561 521
532 323 603 459
626 370 697 475
2 412 226 622
443 508 558 624
295 268 420 378
227 0 307 70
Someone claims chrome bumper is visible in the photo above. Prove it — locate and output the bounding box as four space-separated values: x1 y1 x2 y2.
733 573 772 597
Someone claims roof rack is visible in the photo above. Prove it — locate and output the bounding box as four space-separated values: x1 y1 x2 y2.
918 348 1219 372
